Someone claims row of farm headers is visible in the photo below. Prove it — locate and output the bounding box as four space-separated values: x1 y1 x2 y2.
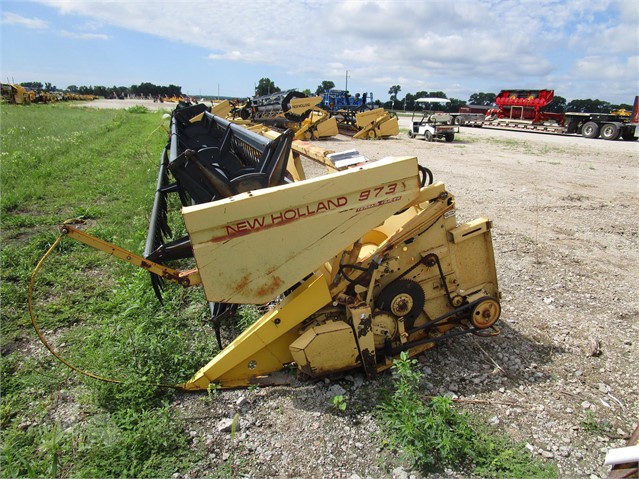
213 89 400 140
0 83 97 105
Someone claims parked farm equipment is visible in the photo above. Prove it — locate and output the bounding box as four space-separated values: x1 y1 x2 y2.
236 90 338 140
321 89 400 139
31 103 501 390
462 89 638 141
1 83 35 104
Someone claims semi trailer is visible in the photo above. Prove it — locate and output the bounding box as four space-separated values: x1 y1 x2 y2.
458 90 638 141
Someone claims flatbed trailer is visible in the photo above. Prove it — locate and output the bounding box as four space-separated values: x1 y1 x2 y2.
459 90 638 141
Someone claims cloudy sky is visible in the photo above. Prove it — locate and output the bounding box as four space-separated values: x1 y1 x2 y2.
1 0 637 104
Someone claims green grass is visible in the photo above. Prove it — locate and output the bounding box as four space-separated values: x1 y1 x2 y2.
0 104 214 477
377 352 558 478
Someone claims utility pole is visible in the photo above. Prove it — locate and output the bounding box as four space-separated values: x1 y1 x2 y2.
345 70 349 92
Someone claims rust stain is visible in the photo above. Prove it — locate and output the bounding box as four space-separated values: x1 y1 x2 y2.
255 275 284 298
232 274 251 294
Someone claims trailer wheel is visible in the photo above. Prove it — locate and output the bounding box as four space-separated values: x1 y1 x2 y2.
444 132 455 142
582 121 600 139
600 123 620 140
621 129 638 141
424 131 433 142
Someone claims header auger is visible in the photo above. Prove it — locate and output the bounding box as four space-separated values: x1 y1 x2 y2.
232 90 339 141
35 103 501 390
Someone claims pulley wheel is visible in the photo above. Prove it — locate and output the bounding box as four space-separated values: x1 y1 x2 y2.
470 297 501 329
377 279 425 329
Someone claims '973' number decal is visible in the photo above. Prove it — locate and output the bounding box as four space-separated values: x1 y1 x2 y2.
358 183 398 201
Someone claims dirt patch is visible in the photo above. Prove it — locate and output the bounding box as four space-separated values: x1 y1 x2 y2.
73 98 183 111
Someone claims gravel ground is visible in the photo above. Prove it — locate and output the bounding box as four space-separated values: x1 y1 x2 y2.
70 101 639 477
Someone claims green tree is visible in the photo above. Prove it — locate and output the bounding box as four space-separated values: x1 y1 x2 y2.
447 98 467 113
19 81 43 90
255 78 280 97
546 95 566 113
315 80 335 96
427 91 448 99
566 98 611 113
468 92 496 105
66 85 78 93
388 85 401 108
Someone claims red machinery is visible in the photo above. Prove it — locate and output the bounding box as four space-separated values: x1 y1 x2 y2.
488 89 564 124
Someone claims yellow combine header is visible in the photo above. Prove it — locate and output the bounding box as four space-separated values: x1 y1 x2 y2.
34 103 501 390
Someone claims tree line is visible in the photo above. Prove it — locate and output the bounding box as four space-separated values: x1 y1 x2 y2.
16 81 183 99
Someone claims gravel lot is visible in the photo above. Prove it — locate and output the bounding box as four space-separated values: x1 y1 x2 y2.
80 100 639 478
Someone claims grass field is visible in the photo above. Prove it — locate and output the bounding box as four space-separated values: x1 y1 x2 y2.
1 104 215 478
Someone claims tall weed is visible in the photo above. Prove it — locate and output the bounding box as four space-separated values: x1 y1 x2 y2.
378 352 558 478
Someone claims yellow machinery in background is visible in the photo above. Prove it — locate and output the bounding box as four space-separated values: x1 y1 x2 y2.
320 90 400 139
1 83 35 104
352 108 400 139
44 103 500 390
237 90 339 140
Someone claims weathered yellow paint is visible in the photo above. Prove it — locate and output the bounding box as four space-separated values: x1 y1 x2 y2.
353 109 400 139
290 321 360 376
182 273 332 390
182 156 421 304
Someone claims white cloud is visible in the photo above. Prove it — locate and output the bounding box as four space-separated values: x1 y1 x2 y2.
28 0 639 102
2 12 48 29
574 55 639 81
58 30 108 40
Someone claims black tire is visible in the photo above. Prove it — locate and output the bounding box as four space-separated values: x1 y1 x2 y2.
444 132 455 142
408 130 415 138
582 121 600 139
600 123 620 140
621 129 638 141
424 131 433 142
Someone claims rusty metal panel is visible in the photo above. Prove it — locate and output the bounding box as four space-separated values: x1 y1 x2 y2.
182 156 421 304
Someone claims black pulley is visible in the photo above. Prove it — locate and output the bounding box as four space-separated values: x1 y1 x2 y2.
377 279 425 329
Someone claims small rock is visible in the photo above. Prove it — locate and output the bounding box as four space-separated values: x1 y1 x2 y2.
217 417 240 433
326 384 347 398
392 467 409 479
541 450 554 459
559 446 572 457
588 338 602 357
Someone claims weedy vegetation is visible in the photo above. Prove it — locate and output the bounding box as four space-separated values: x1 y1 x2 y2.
377 352 558 478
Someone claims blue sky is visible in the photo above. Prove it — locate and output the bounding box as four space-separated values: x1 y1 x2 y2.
1 0 637 104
